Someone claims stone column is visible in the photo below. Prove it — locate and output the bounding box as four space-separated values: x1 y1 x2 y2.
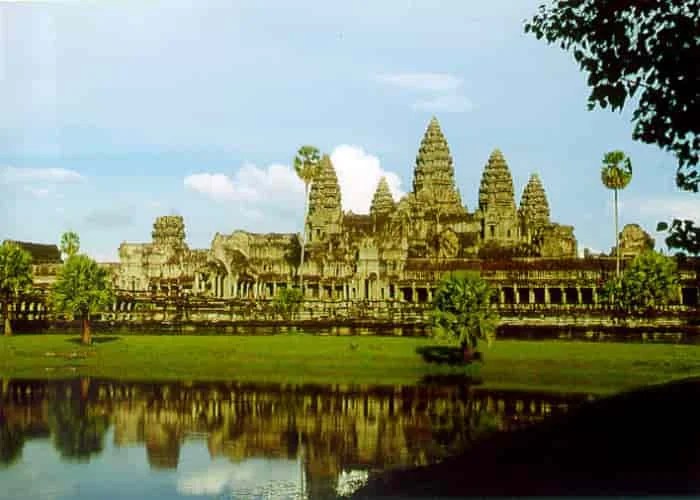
593 287 598 305
561 287 567 305
411 282 416 303
544 285 550 304
499 287 505 305
194 273 200 294
528 288 534 305
576 287 583 305
514 284 520 304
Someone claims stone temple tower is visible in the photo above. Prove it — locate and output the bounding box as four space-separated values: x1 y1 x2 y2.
152 215 186 250
412 117 466 218
307 154 342 243
519 173 550 239
370 177 396 218
478 149 520 244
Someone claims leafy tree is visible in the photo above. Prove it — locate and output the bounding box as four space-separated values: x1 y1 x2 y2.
50 254 114 345
0 242 33 336
600 151 633 276
657 220 700 256
525 0 699 191
600 250 679 315
293 145 322 293
525 1 699 255
431 271 498 361
274 287 303 322
59 231 80 260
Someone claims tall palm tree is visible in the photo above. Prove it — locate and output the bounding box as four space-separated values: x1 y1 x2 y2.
293 145 321 294
601 151 633 276
59 231 80 260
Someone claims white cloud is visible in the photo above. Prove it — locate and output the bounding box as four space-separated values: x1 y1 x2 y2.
412 94 473 113
624 197 700 220
0 166 84 184
184 163 303 203
376 72 463 92
331 145 404 214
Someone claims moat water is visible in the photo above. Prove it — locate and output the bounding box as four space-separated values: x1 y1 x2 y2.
0 378 591 499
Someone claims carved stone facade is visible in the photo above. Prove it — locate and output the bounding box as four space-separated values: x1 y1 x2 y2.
613 223 655 259
116 117 582 299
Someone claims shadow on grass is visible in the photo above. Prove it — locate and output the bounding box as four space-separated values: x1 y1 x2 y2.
416 345 482 366
65 336 122 345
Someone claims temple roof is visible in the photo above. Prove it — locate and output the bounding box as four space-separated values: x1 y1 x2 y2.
2 240 62 264
478 149 516 213
519 173 550 227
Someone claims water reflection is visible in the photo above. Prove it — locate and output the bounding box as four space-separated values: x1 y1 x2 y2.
0 378 590 498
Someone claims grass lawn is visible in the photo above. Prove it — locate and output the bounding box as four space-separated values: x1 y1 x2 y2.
2 333 700 395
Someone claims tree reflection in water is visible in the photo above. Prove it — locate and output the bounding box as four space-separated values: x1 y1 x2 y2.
0 378 588 498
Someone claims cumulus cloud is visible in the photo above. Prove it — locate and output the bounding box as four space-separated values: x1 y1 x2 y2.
0 166 84 184
412 94 473 113
331 145 404 214
184 163 303 203
376 72 463 92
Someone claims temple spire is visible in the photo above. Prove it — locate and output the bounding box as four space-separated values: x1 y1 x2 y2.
308 154 341 216
478 149 516 213
519 173 550 228
412 117 465 214
370 176 395 217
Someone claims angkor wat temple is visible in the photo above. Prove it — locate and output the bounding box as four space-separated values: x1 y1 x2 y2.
116 118 583 299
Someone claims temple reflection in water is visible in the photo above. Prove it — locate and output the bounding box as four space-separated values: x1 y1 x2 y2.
0 378 589 498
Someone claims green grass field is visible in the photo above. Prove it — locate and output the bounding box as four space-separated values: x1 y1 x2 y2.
2 333 700 395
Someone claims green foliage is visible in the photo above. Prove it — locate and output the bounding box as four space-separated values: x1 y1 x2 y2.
525 0 699 191
0 242 33 300
293 145 322 187
59 231 80 259
657 220 700 256
274 287 303 321
50 254 114 319
600 151 633 191
431 271 498 349
600 251 680 315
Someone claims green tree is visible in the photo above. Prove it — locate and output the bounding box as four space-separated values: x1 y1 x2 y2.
274 287 303 322
59 231 80 260
50 254 114 345
525 1 699 191
431 271 498 362
293 145 322 293
0 242 33 337
601 250 679 315
601 151 633 276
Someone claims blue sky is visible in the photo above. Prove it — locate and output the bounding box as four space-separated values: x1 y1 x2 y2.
1 0 698 261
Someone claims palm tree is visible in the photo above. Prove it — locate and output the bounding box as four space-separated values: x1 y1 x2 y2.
0 242 33 336
59 231 80 260
601 151 633 276
432 271 498 361
50 254 114 344
293 145 322 294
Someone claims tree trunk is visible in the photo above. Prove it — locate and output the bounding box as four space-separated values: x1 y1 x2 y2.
3 298 11 337
463 344 474 362
615 188 620 277
81 315 91 345
299 183 310 295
